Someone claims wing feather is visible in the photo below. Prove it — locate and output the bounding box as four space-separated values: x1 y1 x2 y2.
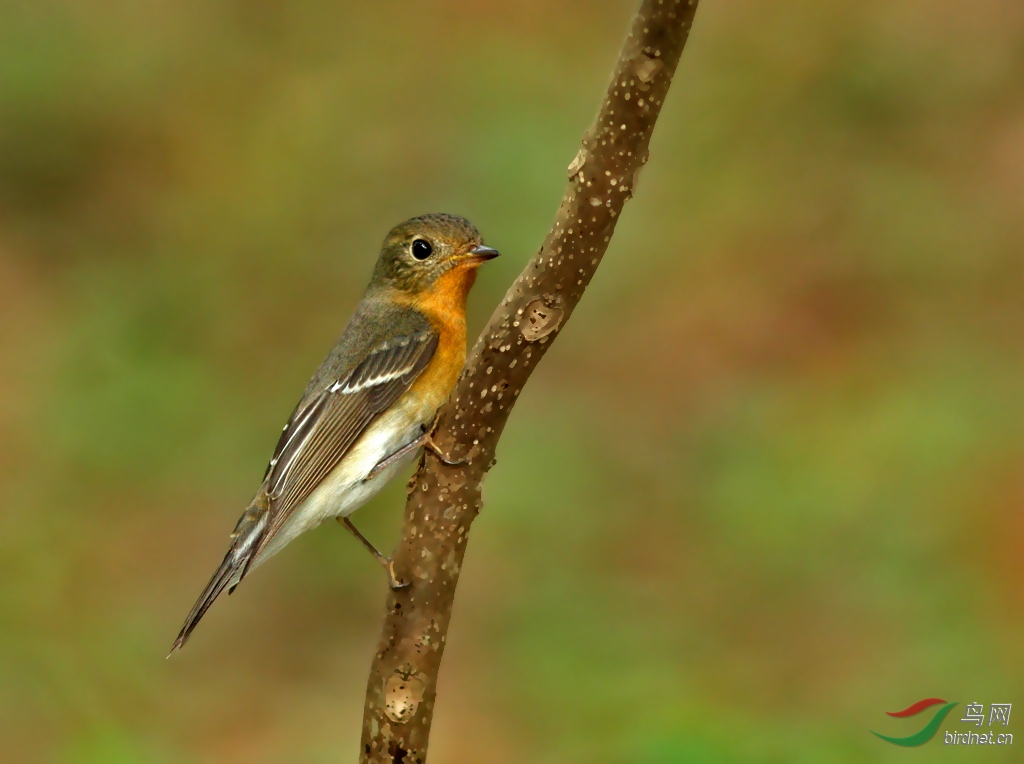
258 331 438 549
172 324 440 653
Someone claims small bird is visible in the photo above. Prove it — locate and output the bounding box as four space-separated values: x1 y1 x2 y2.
170 213 498 654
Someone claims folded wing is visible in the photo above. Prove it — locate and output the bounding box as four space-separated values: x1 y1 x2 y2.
259 331 438 547
169 330 437 654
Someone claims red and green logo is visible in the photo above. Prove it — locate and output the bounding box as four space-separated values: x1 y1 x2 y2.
871 698 958 746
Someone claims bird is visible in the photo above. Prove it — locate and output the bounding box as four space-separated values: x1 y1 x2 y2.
169 213 499 654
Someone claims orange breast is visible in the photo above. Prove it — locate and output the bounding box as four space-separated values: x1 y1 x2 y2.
400 264 476 410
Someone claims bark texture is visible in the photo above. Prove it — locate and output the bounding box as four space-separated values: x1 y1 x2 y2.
359 2 700 761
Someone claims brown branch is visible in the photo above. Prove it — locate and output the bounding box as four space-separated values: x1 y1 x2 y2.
358 2 700 761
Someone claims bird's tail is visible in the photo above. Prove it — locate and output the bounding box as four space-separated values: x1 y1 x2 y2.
168 504 269 656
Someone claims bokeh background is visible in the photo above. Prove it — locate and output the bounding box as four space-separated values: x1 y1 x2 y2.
1 0 1022 761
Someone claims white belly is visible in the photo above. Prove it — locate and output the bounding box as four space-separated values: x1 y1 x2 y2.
252 403 428 566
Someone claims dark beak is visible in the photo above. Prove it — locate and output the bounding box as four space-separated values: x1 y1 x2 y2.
467 244 500 261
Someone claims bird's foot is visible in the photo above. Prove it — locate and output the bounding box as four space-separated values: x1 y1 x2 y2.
423 435 466 466
382 558 411 591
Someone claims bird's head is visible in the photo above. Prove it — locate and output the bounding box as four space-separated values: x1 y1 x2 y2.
372 213 499 296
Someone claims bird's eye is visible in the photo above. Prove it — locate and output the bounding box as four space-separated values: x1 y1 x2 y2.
411 239 433 260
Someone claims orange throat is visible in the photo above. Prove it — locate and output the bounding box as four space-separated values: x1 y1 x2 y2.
401 263 479 409
419 263 477 319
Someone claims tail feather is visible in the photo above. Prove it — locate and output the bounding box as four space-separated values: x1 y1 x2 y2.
168 510 268 656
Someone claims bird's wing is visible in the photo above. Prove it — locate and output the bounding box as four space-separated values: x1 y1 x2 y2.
259 329 438 546
168 329 437 655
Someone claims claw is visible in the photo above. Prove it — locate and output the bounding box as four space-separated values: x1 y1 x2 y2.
385 559 411 591
423 433 466 467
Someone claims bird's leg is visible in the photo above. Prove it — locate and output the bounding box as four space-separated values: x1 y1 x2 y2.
362 435 426 483
362 422 466 485
337 517 409 590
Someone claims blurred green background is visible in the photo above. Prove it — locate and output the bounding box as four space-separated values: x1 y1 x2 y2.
1 0 1022 761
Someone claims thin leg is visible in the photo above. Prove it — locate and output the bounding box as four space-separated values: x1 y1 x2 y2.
362 426 465 485
338 517 409 590
362 435 426 483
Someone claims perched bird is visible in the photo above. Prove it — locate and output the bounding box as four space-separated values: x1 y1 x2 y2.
170 213 498 654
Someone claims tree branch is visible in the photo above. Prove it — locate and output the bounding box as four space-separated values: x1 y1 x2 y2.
358 2 700 760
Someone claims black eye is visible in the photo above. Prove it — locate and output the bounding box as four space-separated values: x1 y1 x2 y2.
411 239 433 260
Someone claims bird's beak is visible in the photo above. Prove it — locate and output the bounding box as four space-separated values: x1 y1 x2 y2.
465 244 500 262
